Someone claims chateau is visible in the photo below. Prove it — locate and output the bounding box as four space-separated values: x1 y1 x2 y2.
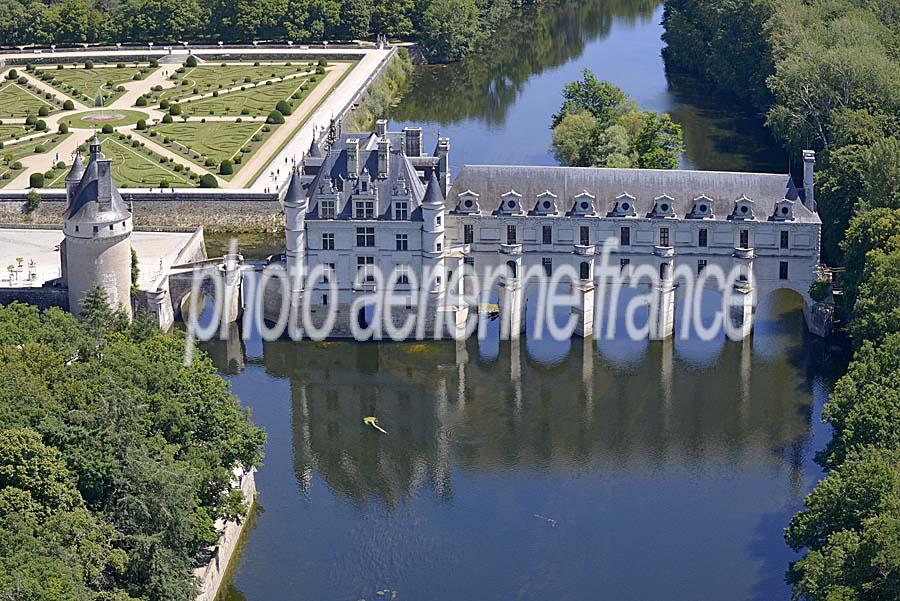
283 120 825 339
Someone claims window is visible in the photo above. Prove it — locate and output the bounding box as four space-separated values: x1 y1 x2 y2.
356 227 375 247
464 224 474 244
619 258 630 273
322 263 336 283
580 261 590 280
506 224 517 245
659 263 669 281
436 242 442 252
361 180 368 192
322 294 328 305
394 200 408 221
395 233 408 251
322 232 335 250
698 228 708 247
542 225 552 245
542 257 552 276
779 261 789 280
396 264 409 285
580 226 589 246
620 226 630 246
357 256 375 282
780 231 789 249
464 257 475 267
697 259 707 274
659 227 670 247
320 199 335 219
355 200 374 219
739 229 749 249
436 215 441 226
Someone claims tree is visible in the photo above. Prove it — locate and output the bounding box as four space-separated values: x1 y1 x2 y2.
0 428 82 522
417 0 480 62
861 137 900 211
551 68 630 128
632 112 683 169
551 110 598 167
339 0 371 39
130 248 139 296
25 189 40 212
840 208 900 318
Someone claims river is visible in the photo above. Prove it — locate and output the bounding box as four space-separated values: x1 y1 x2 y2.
213 2 838 600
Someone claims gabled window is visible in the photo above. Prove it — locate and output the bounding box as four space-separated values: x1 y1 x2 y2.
320 199 335 219
394 200 408 221
354 200 374 219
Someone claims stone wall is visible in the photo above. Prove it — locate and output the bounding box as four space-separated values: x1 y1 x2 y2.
193 468 257 601
0 285 68 310
0 200 282 232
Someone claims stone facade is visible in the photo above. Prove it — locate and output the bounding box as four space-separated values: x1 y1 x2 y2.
282 122 824 340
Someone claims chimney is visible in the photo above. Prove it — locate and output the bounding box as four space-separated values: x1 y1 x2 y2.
346 138 359 178
436 137 450 196
375 119 387 138
404 127 422 156
97 160 113 207
802 150 815 211
377 138 390 179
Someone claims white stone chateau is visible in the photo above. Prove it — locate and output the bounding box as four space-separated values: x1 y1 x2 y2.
283 120 826 339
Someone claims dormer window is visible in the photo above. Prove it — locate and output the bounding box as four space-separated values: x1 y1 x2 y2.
572 191 596 216
687 195 714 219
456 190 481 214
730 195 755 221
608 193 636 217
771 198 794 221
534 190 558 215
499 190 524 215
648 194 677 219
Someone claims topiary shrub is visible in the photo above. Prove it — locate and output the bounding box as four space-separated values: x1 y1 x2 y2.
37 105 49 117
62 99 74 110
84 60 93 69
159 99 170 109
198 174 217 188
159 179 170 188
29 172 44 188
150 58 159 67
11 161 22 170
185 54 198 68
275 100 292 116
135 95 147 107
17 76 26 85
58 122 68 134
35 120 47 131
316 66 325 75
318 58 328 67
204 157 216 167
101 124 113 134
33 144 46 153
266 110 285 124
136 119 146 130
219 159 233 175
6 69 16 79
169 104 181 116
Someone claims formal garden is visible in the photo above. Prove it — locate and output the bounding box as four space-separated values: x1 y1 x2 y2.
0 55 348 189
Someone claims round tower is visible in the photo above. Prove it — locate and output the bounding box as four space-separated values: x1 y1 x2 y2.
283 166 308 297
421 171 446 291
63 135 134 317
64 152 84 202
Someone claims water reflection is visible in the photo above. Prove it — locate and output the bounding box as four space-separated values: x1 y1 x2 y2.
389 1 785 172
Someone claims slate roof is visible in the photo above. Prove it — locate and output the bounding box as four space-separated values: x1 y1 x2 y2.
449 165 817 223
302 132 430 221
64 145 131 224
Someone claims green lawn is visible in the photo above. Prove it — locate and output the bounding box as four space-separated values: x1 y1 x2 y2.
142 120 269 177
37 64 149 105
181 75 316 117
0 133 70 186
0 83 55 118
158 63 311 103
0 125 28 142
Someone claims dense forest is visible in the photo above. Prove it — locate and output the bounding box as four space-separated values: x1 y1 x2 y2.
663 1 900 599
0 0 545 61
0 292 265 600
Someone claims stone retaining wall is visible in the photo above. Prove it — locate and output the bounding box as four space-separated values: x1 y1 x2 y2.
0 285 68 311
0 200 282 232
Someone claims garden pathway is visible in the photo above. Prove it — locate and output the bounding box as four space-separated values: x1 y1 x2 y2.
7 128 92 188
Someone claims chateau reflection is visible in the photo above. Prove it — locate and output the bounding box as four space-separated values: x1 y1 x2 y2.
223 298 831 508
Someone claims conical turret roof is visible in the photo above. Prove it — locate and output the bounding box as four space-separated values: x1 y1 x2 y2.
65 153 85 183
423 171 444 205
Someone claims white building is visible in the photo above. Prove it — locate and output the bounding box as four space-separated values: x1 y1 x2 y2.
283 121 824 340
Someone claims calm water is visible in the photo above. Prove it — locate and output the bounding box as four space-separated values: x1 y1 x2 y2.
213 292 846 601
388 1 786 173
214 2 831 599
